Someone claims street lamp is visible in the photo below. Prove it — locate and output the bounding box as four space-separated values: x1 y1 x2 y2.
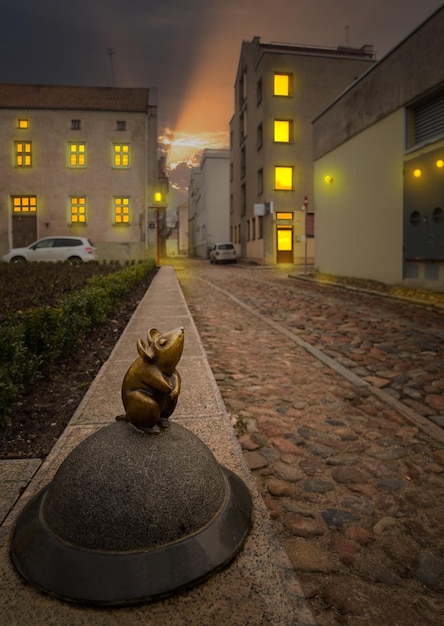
154 192 165 266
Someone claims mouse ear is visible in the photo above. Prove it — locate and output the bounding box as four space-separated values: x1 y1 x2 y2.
148 328 161 344
137 338 155 362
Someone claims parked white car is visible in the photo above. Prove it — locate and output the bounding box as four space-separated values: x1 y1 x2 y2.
2 236 98 263
209 243 237 264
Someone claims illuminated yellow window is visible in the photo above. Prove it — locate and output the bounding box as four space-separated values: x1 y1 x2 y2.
113 144 130 168
15 141 32 167
18 119 28 129
277 228 293 251
274 166 293 190
114 197 130 224
276 212 293 220
12 196 37 213
70 197 86 223
274 120 292 142
69 143 86 167
274 73 291 96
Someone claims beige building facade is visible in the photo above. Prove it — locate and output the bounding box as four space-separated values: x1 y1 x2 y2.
230 37 375 265
188 149 230 259
313 7 444 289
0 84 159 263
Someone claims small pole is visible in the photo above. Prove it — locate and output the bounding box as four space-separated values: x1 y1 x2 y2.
107 48 116 87
157 207 160 266
303 196 308 275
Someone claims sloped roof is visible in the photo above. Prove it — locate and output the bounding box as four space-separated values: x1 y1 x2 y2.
0 84 151 112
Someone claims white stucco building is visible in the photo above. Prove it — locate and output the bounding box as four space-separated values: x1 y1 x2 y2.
313 7 444 289
188 149 230 259
0 84 160 263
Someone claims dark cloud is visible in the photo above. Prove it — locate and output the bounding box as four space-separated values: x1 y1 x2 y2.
1 0 442 132
1 0 442 205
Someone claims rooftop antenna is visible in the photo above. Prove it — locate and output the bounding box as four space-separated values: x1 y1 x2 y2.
107 48 116 87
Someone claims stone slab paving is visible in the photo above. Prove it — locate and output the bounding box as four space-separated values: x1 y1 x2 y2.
0 265 315 626
0 458 41 525
177 260 444 626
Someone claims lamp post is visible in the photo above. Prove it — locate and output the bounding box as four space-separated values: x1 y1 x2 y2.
154 192 163 266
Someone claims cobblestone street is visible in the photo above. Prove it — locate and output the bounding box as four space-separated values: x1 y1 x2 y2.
176 259 444 626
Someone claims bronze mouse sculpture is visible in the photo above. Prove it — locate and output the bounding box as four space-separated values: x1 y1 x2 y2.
117 327 184 433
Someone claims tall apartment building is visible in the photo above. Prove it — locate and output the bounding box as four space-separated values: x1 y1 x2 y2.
188 149 230 259
0 84 160 262
230 37 375 264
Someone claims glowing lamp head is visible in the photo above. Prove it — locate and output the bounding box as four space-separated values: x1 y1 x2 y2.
325 175 333 184
436 159 444 168
413 169 422 178
155 192 162 202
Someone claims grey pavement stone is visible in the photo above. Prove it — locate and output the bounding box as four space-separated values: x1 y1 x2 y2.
0 459 41 525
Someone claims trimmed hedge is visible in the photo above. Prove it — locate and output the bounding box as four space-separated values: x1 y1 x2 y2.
0 260 155 425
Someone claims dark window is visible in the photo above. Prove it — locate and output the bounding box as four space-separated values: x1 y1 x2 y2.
54 238 82 247
410 91 444 146
71 120 81 130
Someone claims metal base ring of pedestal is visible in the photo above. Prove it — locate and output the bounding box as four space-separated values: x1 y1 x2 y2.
11 466 252 606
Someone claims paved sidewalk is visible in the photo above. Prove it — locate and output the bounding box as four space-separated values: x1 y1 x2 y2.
0 266 315 626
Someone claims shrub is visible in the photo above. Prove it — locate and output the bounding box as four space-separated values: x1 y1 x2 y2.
0 260 155 425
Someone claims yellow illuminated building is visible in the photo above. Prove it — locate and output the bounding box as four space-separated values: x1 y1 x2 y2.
230 36 375 264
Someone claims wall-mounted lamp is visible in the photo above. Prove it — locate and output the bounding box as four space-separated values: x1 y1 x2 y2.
324 175 333 184
413 168 422 178
436 159 444 169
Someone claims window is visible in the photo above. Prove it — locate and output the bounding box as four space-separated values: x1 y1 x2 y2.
257 168 263 195
256 78 263 105
257 123 263 148
276 212 293 220
274 120 293 142
18 119 28 129
239 69 247 107
241 184 246 216
258 215 264 239
70 196 86 223
15 141 32 166
241 109 247 140
71 119 81 130
69 143 86 167
409 90 444 147
274 166 293 190
113 144 130 167
116 120 126 131
114 197 130 223
274 73 292 96
306 213 315 237
13 195 37 213
241 147 246 178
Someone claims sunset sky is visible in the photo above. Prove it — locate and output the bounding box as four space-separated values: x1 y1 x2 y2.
1 0 443 207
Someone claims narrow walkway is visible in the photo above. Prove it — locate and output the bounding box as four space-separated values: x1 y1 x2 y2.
0 266 315 626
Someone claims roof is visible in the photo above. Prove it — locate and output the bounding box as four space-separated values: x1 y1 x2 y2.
0 84 152 112
259 41 375 60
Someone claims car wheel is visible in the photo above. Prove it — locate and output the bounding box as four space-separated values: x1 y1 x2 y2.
11 256 26 263
68 256 82 264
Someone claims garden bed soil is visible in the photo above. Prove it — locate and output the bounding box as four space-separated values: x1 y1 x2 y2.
0 269 157 460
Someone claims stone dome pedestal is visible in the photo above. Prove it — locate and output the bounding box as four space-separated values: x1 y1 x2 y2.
11 421 252 606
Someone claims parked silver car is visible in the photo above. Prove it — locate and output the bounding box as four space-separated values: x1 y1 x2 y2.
209 242 237 264
2 236 98 263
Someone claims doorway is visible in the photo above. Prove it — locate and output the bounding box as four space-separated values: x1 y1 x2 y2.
12 215 37 248
276 226 293 263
